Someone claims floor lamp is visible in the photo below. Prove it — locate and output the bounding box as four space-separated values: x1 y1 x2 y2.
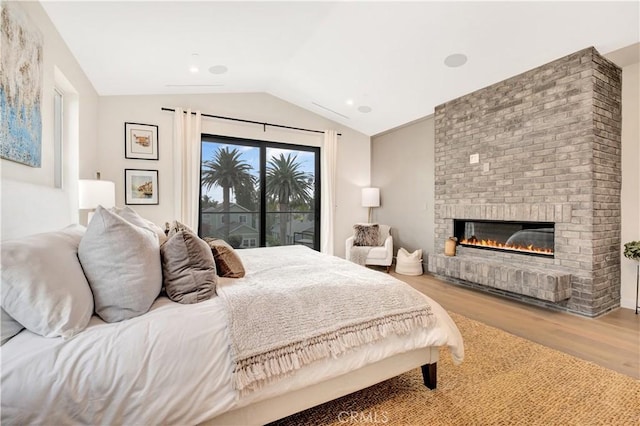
361 187 380 224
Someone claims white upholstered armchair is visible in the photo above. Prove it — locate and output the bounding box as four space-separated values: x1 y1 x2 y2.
345 224 393 272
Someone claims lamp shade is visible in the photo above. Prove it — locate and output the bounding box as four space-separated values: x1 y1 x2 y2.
79 179 116 210
361 187 380 208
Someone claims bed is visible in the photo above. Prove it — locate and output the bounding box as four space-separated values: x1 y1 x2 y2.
0 181 464 425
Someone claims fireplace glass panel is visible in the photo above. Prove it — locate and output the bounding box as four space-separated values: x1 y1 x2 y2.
454 219 554 257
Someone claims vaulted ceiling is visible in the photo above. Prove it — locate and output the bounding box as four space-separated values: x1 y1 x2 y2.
41 1 639 136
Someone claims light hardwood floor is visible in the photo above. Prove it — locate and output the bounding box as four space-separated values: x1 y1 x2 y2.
391 271 640 379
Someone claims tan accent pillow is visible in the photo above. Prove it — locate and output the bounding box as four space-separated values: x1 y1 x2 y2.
203 238 246 278
161 230 217 304
353 224 380 247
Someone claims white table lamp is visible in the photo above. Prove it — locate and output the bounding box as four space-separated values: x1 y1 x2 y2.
361 187 380 223
79 179 116 223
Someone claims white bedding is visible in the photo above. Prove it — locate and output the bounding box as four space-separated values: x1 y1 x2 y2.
1 247 463 425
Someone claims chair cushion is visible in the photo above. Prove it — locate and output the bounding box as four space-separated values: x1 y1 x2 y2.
366 246 389 260
353 224 380 247
377 224 391 244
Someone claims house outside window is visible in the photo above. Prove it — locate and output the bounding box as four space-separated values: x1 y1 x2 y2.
199 135 320 250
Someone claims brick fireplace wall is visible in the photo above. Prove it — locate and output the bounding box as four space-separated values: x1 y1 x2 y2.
429 47 622 317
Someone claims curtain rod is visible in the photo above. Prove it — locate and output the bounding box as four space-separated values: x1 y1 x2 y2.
161 107 341 136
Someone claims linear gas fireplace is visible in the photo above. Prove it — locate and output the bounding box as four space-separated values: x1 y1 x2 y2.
454 219 554 257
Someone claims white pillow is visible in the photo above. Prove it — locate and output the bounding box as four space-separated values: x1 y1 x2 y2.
1 308 24 345
0 224 94 339
79 206 162 323
109 206 167 245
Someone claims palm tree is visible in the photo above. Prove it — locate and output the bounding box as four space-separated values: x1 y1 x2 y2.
266 153 313 245
200 194 218 209
201 147 255 240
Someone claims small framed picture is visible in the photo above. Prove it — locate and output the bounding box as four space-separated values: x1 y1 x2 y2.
125 122 158 160
125 169 159 205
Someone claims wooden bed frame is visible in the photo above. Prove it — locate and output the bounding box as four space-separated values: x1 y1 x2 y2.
1 179 440 426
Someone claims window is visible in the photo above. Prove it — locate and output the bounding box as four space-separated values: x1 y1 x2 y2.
243 237 257 248
53 88 63 188
199 135 320 250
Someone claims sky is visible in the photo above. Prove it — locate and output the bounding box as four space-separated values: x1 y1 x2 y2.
200 141 316 204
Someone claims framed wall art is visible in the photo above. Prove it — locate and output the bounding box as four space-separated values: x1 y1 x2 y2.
125 122 158 160
125 169 159 205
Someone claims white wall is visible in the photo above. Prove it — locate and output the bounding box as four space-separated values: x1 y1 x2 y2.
620 61 640 310
371 117 435 265
97 93 370 258
0 1 99 234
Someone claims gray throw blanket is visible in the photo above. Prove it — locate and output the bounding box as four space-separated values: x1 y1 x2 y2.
217 245 436 394
349 246 372 265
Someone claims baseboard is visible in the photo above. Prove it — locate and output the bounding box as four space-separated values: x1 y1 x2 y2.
620 296 638 311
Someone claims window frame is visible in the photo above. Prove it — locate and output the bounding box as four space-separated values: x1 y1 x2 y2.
199 134 321 251
53 88 64 188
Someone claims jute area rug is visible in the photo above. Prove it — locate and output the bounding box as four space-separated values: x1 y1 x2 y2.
269 312 640 426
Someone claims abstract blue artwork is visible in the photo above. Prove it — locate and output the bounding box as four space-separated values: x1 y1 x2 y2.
0 2 43 167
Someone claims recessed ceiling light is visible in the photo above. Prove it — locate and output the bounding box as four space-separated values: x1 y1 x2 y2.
189 53 200 73
209 65 228 75
345 98 354 106
358 105 372 113
444 53 468 68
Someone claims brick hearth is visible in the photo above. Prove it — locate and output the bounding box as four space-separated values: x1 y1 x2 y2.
428 47 622 317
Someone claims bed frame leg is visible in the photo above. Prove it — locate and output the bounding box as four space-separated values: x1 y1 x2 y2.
421 362 437 389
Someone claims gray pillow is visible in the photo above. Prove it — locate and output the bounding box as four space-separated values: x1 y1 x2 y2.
110 206 167 245
78 206 162 323
161 230 217 304
353 224 381 247
0 224 94 338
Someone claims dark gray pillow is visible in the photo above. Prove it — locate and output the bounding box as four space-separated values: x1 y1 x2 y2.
353 224 380 247
165 220 193 239
161 230 217 304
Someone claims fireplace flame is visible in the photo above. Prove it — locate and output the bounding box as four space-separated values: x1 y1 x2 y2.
460 238 553 256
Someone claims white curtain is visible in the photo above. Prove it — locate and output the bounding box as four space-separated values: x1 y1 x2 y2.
321 130 338 255
173 108 202 230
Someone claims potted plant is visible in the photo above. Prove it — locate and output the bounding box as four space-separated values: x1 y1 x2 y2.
623 241 640 314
